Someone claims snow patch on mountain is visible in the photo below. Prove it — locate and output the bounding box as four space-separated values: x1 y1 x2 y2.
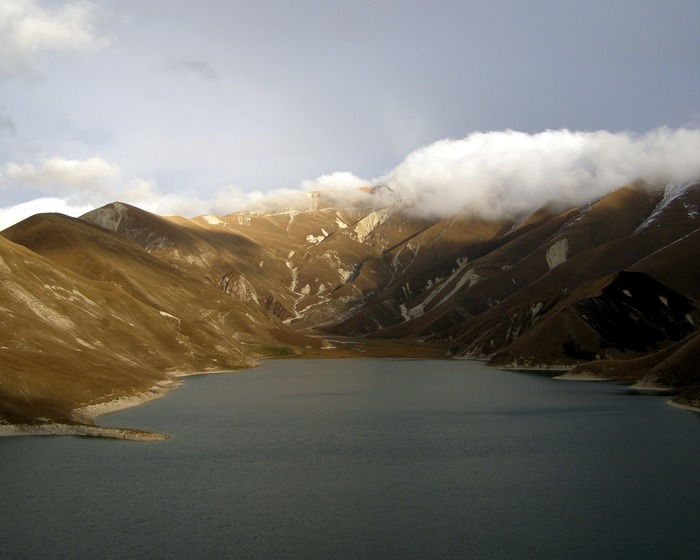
354 208 392 242
435 268 480 308
545 238 569 270
530 301 543 317
400 257 477 320
285 261 299 293
202 214 224 225
306 233 325 244
635 181 697 233
338 268 353 283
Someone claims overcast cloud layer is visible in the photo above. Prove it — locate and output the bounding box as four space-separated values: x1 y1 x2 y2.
0 0 106 77
0 0 699 228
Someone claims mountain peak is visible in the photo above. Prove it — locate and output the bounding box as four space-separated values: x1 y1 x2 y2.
1 180 699 424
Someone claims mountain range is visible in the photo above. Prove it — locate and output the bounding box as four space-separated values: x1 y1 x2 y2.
1 179 698 431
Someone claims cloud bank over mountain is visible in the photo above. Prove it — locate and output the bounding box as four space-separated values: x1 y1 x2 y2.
1 127 700 228
381 127 700 218
206 127 700 218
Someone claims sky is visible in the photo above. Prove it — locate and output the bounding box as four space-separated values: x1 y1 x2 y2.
0 0 699 227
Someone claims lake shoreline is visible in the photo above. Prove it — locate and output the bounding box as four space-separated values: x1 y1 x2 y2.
0 422 169 441
3 354 698 441
0 365 261 441
667 400 700 414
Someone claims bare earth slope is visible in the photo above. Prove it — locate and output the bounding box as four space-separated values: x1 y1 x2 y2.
1 180 698 427
0 213 318 427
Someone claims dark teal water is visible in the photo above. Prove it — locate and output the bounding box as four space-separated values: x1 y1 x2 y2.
1 359 699 559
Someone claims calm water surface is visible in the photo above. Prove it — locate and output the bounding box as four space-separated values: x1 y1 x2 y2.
1 359 699 559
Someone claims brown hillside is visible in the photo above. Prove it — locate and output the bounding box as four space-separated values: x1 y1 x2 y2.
1 179 698 426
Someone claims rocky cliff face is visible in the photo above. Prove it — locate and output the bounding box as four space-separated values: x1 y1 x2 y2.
2 179 699 424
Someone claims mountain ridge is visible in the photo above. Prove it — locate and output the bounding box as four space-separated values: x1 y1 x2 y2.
1 179 698 430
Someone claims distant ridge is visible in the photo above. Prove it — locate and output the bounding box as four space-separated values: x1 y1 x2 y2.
1 180 698 426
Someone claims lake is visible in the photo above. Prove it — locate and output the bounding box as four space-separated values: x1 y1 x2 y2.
1 358 699 559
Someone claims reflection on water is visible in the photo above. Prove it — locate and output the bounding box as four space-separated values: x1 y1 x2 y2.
1 359 699 559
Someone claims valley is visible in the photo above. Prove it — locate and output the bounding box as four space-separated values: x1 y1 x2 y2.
1 179 699 433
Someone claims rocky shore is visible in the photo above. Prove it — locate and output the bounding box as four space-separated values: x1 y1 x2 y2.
0 422 168 441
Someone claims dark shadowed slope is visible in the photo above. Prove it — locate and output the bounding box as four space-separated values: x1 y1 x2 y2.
1 180 698 424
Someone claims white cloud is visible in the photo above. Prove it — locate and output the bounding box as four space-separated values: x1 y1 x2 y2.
205 127 700 219
0 0 107 77
115 127 698 220
201 172 373 215
380 127 700 218
2 127 700 229
300 171 366 192
0 161 214 224
3 155 120 201
0 174 207 229
0 196 92 230
119 177 159 203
